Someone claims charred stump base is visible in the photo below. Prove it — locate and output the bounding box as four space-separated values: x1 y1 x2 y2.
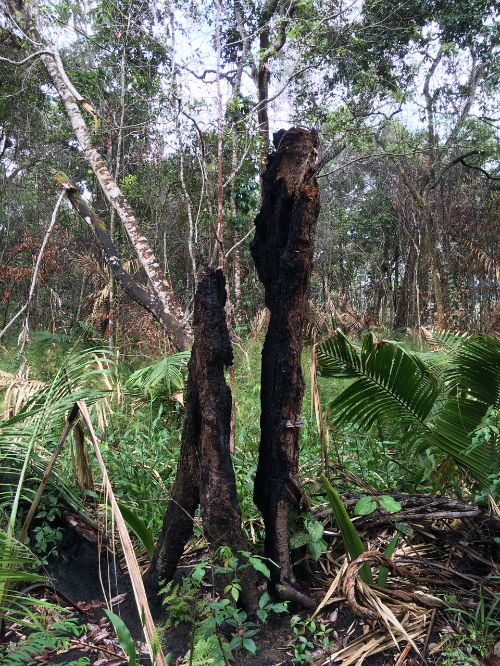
145 269 257 612
251 128 320 608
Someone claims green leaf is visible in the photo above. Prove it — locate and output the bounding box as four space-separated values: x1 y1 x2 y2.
395 522 414 537
117 502 155 557
378 496 402 514
305 519 324 542
259 592 270 609
289 531 309 549
104 610 138 666
320 474 372 583
377 534 399 587
354 496 377 516
249 557 271 579
242 638 257 655
309 539 322 562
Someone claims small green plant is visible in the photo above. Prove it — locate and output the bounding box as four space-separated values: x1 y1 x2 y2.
290 513 327 561
442 590 500 665
161 576 208 628
18 492 63 564
0 617 88 665
290 616 334 664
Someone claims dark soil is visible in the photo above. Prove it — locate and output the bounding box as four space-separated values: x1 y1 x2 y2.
24 512 450 665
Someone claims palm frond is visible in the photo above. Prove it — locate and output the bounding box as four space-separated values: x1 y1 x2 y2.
425 328 470 353
0 348 114 526
317 331 497 485
126 351 190 397
317 330 440 429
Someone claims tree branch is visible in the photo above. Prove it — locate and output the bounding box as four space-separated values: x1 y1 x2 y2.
53 172 192 351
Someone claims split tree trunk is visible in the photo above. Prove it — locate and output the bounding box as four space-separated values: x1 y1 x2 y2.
146 269 257 611
250 128 319 606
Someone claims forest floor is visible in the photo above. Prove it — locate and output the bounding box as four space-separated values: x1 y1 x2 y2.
13 489 498 666
2 333 499 665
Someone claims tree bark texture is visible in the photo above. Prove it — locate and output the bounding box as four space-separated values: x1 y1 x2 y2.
53 172 190 350
250 128 319 604
146 269 257 611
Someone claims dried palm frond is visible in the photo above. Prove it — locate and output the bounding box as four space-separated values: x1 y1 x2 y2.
418 327 470 351
305 300 328 340
332 293 364 336
250 301 328 342
249 307 270 341
484 302 500 339
74 252 108 286
466 241 500 283
1 372 46 419
78 400 168 666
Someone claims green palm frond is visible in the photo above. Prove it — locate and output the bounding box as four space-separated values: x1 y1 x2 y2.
317 331 497 485
318 330 440 429
0 348 114 528
0 529 45 623
425 336 500 481
425 329 469 353
0 349 114 626
446 336 500 405
126 351 190 397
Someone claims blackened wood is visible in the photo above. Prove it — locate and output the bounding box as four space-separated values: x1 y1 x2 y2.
146 270 257 611
251 128 320 596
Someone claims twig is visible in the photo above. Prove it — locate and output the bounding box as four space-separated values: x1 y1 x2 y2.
19 403 80 544
395 642 412 666
0 190 65 344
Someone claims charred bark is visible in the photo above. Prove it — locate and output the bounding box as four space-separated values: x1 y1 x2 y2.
250 128 319 607
146 270 257 611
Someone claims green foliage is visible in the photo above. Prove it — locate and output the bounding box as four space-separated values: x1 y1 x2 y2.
104 609 139 666
378 533 399 587
290 513 327 561
318 332 500 487
318 331 440 428
126 351 190 399
290 616 335 664
442 591 500 665
116 501 155 557
320 474 372 583
354 495 401 516
161 576 208 628
0 617 87 665
29 494 63 563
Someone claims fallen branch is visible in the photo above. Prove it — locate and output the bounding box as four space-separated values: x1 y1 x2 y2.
78 400 168 666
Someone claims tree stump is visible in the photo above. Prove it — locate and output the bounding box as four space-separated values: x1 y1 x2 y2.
146 269 257 611
251 127 320 606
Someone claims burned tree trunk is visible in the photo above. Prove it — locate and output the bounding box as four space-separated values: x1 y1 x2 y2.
251 128 319 606
146 269 257 611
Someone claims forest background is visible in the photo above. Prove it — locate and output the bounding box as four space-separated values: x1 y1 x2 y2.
0 0 499 664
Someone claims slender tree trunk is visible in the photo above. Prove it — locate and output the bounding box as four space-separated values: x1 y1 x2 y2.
146 270 257 612
250 128 319 607
4 0 190 349
53 173 190 350
394 245 417 329
424 220 447 328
